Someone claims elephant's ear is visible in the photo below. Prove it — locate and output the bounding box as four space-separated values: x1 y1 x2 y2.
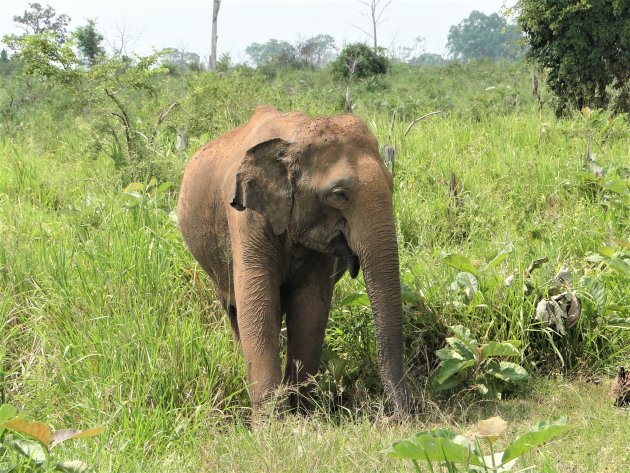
230 138 293 235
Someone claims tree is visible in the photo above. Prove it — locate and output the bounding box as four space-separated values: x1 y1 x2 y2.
13 3 71 44
517 0 630 114
162 48 203 72
209 0 221 70
245 39 297 67
352 0 392 52
447 11 523 62
331 43 390 80
409 53 446 67
3 33 78 82
75 19 105 66
0 50 8 62
296 34 336 68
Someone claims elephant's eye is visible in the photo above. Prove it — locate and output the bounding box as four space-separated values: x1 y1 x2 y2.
327 188 349 204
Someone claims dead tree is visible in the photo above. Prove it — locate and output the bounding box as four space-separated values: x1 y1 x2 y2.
352 0 393 52
209 0 221 70
345 55 360 112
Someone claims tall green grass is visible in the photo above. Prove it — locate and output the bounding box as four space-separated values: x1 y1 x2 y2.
1 61 628 471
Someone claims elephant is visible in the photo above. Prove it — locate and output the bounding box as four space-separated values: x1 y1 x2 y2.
177 106 409 416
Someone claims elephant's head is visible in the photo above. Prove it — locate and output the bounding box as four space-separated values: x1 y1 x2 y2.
230 113 409 414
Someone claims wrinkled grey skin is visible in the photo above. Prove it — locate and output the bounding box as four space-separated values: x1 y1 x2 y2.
177 106 409 415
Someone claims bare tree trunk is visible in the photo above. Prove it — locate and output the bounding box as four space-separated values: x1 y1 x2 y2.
371 2 378 52
354 0 391 53
209 0 221 70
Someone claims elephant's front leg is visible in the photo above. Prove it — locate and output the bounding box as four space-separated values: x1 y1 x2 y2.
232 246 284 412
283 257 337 409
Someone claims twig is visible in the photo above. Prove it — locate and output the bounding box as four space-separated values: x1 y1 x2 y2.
157 101 179 126
388 109 396 139
404 111 443 136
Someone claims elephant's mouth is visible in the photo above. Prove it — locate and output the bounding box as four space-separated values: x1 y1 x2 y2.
327 233 360 279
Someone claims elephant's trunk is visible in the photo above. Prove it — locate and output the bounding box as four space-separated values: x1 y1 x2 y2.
352 215 409 415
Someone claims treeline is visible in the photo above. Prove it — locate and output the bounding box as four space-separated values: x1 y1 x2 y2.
1 2 629 118
0 3 526 74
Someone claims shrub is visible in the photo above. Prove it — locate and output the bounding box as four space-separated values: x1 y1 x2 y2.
331 43 390 81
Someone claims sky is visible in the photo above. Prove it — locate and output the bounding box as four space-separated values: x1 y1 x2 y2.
1 0 512 63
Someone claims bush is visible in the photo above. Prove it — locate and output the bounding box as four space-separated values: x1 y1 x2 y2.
331 43 390 81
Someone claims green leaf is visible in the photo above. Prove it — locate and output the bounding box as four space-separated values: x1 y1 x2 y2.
55 460 89 473
383 430 484 466
474 375 502 399
483 244 514 271
443 254 478 276
0 405 18 435
451 272 479 293
339 292 369 307
432 372 467 392
575 170 598 182
480 341 521 359
486 361 529 382
447 338 476 360
609 257 630 276
9 438 46 464
122 182 145 194
451 325 476 345
436 347 464 362
501 417 569 464
581 276 607 314
435 358 476 384
448 325 478 358
155 182 173 194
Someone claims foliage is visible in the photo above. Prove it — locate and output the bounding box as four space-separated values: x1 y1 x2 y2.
161 48 203 73
409 53 446 67
517 0 630 115
2 33 78 83
74 19 105 67
432 326 528 399
12 2 71 44
244 35 337 70
1 46 629 469
245 39 298 67
331 43 390 81
383 415 569 472
296 34 337 68
447 11 524 62
0 403 104 472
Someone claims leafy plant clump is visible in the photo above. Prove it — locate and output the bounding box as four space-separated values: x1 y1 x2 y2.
331 43 390 81
0 404 104 473
383 415 569 472
432 326 528 399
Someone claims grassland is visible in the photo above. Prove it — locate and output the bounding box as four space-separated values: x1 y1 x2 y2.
1 60 629 471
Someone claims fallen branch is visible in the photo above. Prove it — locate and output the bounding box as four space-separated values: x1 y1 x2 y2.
404 111 444 136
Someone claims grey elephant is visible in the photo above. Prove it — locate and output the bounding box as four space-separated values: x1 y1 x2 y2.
177 106 409 415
